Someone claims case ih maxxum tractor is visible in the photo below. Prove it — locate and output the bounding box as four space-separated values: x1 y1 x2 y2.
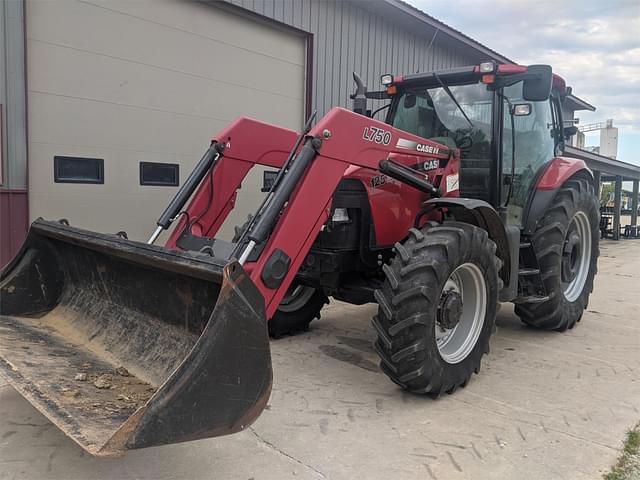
0 62 599 456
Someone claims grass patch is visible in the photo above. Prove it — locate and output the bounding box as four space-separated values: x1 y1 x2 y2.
604 422 640 480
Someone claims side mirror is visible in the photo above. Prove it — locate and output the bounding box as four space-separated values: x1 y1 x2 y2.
523 65 553 102
564 125 578 139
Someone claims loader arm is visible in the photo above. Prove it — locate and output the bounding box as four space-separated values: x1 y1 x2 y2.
168 107 453 318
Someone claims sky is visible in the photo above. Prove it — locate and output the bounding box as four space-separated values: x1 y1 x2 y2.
407 0 640 165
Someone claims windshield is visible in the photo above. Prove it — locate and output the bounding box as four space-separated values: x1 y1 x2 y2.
391 82 492 158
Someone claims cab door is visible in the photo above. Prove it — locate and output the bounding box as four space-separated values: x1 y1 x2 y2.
501 83 561 226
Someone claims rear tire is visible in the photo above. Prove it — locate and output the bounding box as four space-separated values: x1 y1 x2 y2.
373 222 501 396
268 284 328 338
515 177 599 331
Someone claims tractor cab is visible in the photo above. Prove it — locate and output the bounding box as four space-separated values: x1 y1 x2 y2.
357 62 573 227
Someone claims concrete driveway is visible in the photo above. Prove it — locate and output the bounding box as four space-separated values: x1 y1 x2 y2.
1 239 639 480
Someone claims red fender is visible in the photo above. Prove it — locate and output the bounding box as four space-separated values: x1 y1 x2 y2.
523 157 594 234
536 157 592 190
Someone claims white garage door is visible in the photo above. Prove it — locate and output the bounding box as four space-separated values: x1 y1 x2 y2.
26 0 306 242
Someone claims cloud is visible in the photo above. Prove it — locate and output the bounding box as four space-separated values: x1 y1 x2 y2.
408 0 640 133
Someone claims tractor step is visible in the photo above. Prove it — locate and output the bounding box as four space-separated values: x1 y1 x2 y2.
519 242 532 248
512 294 550 304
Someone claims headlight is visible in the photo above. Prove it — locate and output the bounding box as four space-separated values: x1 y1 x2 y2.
380 74 394 86
512 103 532 116
331 208 350 223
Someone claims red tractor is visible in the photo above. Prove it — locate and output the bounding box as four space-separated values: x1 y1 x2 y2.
0 62 599 456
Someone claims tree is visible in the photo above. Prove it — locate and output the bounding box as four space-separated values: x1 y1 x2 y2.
600 182 615 207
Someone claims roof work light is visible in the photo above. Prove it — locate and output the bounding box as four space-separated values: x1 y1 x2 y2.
479 61 496 73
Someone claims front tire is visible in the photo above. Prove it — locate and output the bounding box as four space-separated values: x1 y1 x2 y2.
268 284 327 338
515 177 599 331
232 217 328 338
373 223 501 396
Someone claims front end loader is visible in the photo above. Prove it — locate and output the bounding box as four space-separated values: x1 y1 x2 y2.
1 217 271 455
0 62 599 456
0 107 454 456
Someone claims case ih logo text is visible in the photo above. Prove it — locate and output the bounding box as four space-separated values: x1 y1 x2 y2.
416 144 440 154
363 126 391 145
423 160 439 171
396 138 443 155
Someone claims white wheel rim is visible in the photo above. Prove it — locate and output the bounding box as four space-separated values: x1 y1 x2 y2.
562 211 592 303
436 263 487 364
277 285 316 312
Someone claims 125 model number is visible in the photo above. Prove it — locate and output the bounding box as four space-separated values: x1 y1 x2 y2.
363 126 391 145
370 174 388 188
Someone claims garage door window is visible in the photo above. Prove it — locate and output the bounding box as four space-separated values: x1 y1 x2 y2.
54 156 104 184
140 162 179 186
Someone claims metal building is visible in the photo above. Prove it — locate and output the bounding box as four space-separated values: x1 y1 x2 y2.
0 0 512 265
0 0 620 266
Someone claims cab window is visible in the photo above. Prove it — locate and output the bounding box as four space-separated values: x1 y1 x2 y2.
502 83 557 224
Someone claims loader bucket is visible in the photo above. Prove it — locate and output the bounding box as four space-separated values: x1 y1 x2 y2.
0 219 271 457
